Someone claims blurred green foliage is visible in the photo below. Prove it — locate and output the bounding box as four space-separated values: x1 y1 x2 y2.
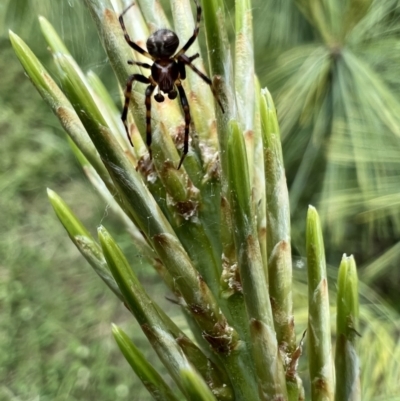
2 0 400 399
254 0 400 302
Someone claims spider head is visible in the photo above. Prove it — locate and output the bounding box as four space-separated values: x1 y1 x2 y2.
147 29 179 59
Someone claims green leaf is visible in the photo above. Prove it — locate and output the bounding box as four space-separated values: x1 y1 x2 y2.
227 120 287 400
306 206 334 401
200 0 230 78
260 88 295 355
335 254 361 401
136 0 171 31
47 188 123 300
112 324 180 401
235 0 255 133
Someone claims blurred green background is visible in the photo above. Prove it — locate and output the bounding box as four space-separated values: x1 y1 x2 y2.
1 0 400 399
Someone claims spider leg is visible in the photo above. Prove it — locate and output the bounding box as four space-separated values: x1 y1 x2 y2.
122 74 150 146
176 81 191 169
128 60 152 69
178 54 225 113
119 4 154 60
188 53 200 62
178 60 186 80
145 84 156 160
177 54 199 80
174 0 201 57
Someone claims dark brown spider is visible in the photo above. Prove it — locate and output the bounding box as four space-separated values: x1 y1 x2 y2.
119 0 224 169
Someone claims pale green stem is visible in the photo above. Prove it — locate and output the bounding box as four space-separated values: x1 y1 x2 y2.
134 0 171 32
201 0 235 177
86 70 133 152
260 89 299 399
335 254 361 401
306 206 335 401
235 0 255 182
228 120 287 400
252 78 267 277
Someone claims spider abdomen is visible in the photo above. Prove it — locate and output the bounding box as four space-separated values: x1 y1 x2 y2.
151 61 179 93
146 29 179 58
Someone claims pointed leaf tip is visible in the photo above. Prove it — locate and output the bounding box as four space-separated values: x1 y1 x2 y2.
112 324 180 401
39 15 70 55
97 225 111 247
308 204 316 212
47 189 93 240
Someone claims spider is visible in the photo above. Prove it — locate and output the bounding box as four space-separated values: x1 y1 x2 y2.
119 0 224 169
